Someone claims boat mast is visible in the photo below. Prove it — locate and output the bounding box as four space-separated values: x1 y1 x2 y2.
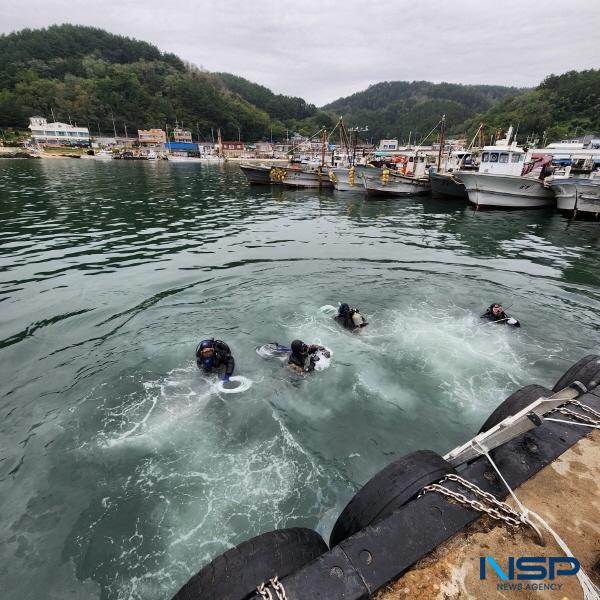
436 114 446 173
321 128 327 167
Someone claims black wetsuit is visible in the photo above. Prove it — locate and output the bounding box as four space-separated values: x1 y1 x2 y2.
288 340 321 373
481 306 520 327
335 303 367 330
195 340 235 376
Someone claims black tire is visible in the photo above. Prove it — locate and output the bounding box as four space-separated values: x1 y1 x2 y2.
329 450 454 548
479 384 553 433
172 528 328 600
553 355 600 393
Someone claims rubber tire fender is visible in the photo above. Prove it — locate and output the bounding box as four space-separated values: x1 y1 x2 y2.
172 528 328 600
329 450 454 548
479 384 553 433
552 354 600 393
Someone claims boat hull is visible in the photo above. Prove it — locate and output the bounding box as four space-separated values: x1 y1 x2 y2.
361 172 431 197
281 169 333 189
429 169 468 199
330 166 371 191
168 156 202 163
456 172 555 208
240 164 272 184
549 178 600 215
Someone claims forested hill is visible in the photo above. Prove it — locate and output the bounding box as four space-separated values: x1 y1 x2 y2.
322 81 523 141
2 25 597 144
464 70 600 141
0 24 324 140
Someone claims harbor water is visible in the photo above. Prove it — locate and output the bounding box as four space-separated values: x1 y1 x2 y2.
1 159 599 600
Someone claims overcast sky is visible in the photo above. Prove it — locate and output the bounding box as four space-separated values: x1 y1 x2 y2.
2 0 599 106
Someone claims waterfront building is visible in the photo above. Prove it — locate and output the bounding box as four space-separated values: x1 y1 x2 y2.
163 141 199 155
173 128 193 143
221 141 245 158
255 142 273 157
198 141 216 156
138 129 167 145
28 116 90 146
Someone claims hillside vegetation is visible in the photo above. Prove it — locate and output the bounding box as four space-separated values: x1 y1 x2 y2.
1 25 597 144
323 81 523 141
466 70 600 141
0 24 317 140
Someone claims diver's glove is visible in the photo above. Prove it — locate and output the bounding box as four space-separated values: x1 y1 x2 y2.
222 373 231 383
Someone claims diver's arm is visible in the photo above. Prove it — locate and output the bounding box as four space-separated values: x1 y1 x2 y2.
224 355 235 377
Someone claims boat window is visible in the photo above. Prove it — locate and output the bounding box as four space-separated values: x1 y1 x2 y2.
490 153 499 163
499 153 509 163
510 153 522 163
481 152 490 162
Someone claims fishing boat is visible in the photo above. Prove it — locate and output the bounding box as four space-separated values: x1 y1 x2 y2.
240 163 273 184
429 169 468 199
280 165 333 189
93 149 113 160
455 127 555 209
279 128 333 189
329 165 374 191
361 168 431 197
547 176 600 217
428 118 479 200
167 155 202 163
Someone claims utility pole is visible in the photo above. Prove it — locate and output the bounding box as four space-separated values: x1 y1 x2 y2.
237 125 241 142
110 110 117 139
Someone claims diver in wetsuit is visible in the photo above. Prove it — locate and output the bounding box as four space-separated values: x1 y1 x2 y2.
481 303 520 327
335 303 368 330
196 339 235 381
288 339 329 373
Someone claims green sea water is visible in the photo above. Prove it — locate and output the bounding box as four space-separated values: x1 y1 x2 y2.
0 159 598 599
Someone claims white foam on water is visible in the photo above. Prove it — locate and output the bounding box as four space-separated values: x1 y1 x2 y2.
97 365 214 449
319 304 338 316
379 301 526 412
212 375 253 394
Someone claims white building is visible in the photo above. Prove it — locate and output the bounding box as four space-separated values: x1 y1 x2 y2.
28 116 90 146
378 139 399 151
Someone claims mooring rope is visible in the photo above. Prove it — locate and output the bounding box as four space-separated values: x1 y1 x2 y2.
472 439 600 600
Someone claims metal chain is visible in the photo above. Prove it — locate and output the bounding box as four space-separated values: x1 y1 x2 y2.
554 407 599 426
443 474 523 521
256 583 273 600
421 482 523 528
256 577 287 600
568 400 600 421
270 577 288 600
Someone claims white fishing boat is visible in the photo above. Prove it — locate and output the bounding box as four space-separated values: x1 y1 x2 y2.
146 150 157 160
167 154 202 163
548 176 600 216
93 149 113 160
455 127 555 209
361 169 431 197
280 166 333 188
329 165 373 191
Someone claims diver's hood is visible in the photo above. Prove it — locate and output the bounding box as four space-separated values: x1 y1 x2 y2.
291 339 306 355
339 303 350 315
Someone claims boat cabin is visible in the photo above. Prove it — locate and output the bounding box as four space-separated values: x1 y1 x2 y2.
479 148 524 176
478 127 525 176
